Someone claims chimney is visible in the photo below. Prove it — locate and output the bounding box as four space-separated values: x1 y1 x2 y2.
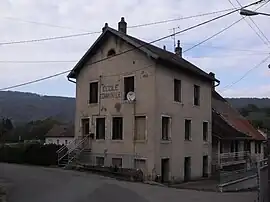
209 72 215 90
175 40 182 57
163 45 166 50
102 23 108 33
118 17 127 34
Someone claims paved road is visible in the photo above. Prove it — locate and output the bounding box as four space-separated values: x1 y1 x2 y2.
0 163 257 202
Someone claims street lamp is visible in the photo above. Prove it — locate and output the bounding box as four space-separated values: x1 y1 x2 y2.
240 9 270 17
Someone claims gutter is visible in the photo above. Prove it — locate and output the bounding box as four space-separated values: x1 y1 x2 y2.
68 77 76 84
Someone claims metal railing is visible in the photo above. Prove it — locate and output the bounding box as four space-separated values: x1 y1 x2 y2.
219 151 250 166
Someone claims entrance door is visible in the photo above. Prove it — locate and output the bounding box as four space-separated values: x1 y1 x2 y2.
184 157 191 182
203 156 208 177
161 158 170 183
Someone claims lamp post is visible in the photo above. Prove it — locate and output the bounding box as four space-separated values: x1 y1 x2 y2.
240 9 270 17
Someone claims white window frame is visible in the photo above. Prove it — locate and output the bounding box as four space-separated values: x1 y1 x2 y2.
161 115 172 141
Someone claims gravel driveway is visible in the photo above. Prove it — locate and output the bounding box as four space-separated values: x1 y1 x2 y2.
0 163 257 202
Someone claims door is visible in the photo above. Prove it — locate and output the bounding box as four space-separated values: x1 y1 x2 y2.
184 157 191 182
161 158 170 183
203 156 208 177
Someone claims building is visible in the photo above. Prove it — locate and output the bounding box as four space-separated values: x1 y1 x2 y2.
212 91 265 172
45 124 74 146
66 17 219 182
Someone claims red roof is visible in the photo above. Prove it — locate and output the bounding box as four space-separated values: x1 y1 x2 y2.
213 91 265 141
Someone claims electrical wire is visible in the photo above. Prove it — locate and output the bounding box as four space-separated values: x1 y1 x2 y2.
0 0 264 91
184 0 269 53
220 54 270 92
0 1 263 46
2 8 238 31
228 0 270 46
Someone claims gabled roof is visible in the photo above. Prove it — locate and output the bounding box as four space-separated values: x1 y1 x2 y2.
68 26 219 83
45 124 74 138
212 91 265 141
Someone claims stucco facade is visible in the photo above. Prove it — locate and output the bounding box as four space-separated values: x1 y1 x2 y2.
72 21 214 182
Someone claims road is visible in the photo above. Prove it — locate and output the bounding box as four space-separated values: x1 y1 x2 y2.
0 163 257 202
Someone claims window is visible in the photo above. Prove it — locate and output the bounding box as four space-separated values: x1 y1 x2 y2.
255 142 261 154
65 140 68 145
203 122 208 141
112 117 123 140
185 120 191 140
135 116 146 140
258 142 261 153
112 158 122 168
96 157 105 166
174 79 181 102
194 85 200 106
57 139 60 145
124 76 134 100
96 118 105 139
107 49 116 57
134 159 147 173
82 118 90 136
244 140 251 152
89 81 98 104
162 116 170 140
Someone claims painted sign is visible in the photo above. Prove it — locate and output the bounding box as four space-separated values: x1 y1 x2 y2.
100 83 121 99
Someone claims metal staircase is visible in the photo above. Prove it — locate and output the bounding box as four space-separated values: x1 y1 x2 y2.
56 135 90 168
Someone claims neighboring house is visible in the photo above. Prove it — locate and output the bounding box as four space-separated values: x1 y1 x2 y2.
212 91 265 172
45 125 74 146
67 17 219 182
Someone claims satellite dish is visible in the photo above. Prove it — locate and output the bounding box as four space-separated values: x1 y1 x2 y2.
127 91 136 102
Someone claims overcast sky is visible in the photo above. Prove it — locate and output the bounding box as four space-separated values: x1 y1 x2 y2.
0 0 269 98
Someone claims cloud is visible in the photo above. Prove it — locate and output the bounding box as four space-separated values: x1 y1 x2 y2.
0 0 269 97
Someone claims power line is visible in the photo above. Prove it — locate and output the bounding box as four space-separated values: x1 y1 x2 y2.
0 2 262 46
0 0 264 91
1 8 238 31
228 0 270 46
183 0 269 53
220 54 270 92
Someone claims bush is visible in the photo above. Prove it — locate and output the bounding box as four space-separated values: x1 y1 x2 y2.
0 143 63 166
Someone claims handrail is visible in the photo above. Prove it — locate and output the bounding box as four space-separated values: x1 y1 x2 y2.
56 137 77 153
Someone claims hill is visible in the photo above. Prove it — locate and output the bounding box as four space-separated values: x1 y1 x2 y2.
0 91 75 125
226 98 270 109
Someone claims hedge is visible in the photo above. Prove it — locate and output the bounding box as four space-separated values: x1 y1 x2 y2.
0 143 63 166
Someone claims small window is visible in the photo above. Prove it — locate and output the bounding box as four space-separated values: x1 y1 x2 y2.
162 116 170 140
82 118 90 136
57 139 60 145
124 76 134 100
65 140 68 145
112 117 123 140
194 85 200 106
112 158 122 168
258 142 261 153
135 116 146 140
89 82 98 104
174 79 181 102
107 49 116 57
96 156 105 166
96 118 105 139
203 122 208 141
185 120 191 140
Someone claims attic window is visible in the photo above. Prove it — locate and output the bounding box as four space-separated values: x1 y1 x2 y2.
107 49 116 57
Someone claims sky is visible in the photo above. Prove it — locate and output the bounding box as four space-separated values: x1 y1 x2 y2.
0 0 269 98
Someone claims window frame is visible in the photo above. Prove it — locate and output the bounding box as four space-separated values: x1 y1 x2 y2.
81 118 90 136
96 117 106 140
184 119 192 141
203 121 208 141
193 84 200 106
161 115 171 141
134 115 147 141
123 75 135 101
89 80 99 104
174 79 182 102
112 117 123 140
112 157 123 168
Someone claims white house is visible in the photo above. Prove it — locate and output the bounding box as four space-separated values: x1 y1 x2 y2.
45 124 74 146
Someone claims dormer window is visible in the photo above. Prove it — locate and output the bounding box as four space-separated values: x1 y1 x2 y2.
107 49 116 57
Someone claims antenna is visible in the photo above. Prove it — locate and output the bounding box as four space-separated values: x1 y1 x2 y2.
172 28 176 48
